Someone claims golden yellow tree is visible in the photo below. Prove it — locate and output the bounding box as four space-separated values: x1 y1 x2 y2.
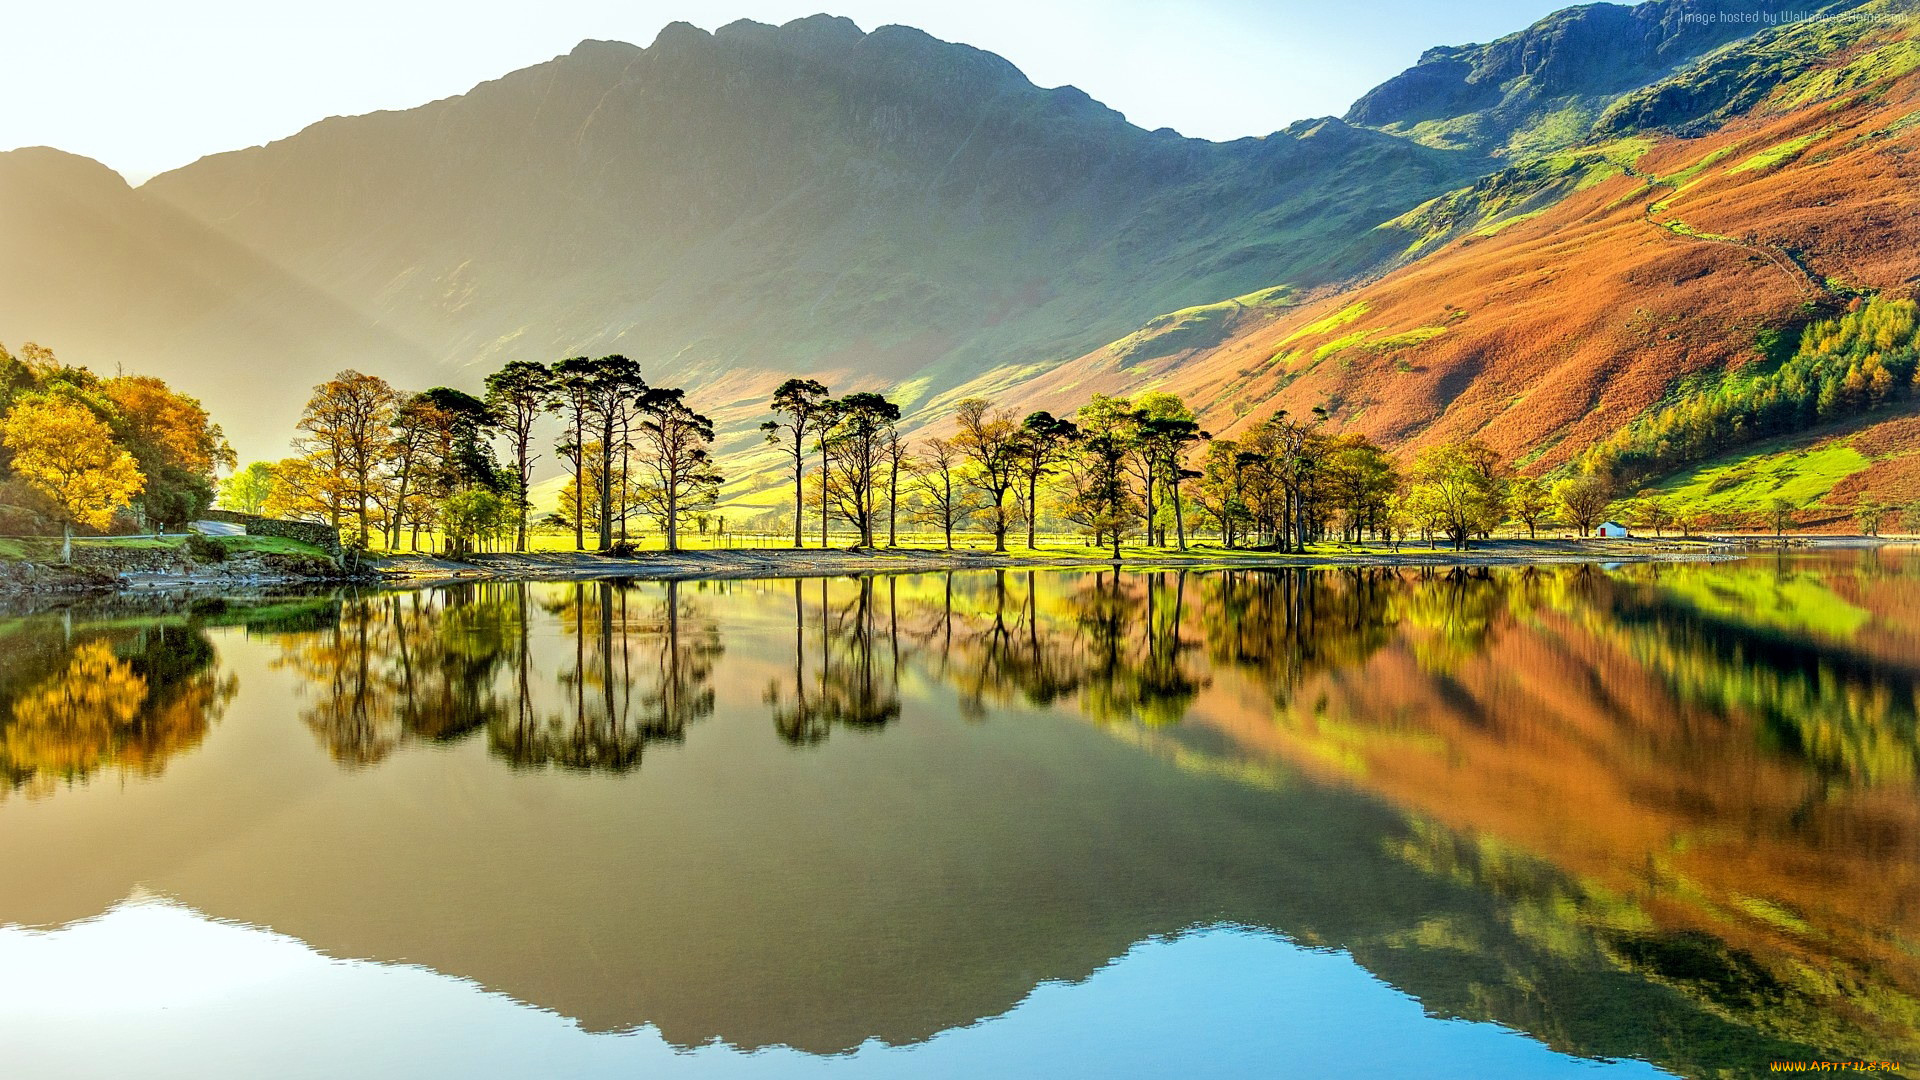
0 398 145 560
102 375 233 476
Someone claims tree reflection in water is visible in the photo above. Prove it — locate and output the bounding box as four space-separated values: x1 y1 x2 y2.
766 576 902 745
279 580 722 771
0 621 233 800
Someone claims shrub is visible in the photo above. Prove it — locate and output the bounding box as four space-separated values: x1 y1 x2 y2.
186 534 228 562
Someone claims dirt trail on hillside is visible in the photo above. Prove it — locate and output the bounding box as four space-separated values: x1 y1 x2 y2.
1627 165 1829 298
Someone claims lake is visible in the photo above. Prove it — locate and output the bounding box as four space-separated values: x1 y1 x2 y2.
1 552 1916 1078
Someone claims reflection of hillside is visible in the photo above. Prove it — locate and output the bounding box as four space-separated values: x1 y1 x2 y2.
753 562 1920 1067
1161 562 1920 1066
0 622 233 800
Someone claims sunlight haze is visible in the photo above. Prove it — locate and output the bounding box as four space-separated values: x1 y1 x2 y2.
5 0 1569 181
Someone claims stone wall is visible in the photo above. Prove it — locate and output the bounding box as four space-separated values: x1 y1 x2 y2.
201 510 343 555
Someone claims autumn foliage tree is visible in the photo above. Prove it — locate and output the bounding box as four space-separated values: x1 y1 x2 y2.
295 370 400 548
1 398 145 560
101 375 234 529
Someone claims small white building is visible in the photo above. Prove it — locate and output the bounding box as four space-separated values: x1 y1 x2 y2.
1597 521 1632 538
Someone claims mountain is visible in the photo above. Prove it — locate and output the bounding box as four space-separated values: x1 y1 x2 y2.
111 15 1462 459
0 148 435 457
3 1 1902 485
1346 0 1817 157
995 0 1920 520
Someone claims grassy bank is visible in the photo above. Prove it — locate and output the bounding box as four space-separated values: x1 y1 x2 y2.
0 533 335 563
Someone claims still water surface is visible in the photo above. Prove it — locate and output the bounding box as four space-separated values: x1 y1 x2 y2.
1 552 1917 1078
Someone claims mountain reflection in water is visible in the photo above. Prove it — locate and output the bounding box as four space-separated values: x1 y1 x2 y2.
0 552 1915 1078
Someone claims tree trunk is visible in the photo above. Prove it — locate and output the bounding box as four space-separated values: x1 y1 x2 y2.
793 450 805 548
597 435 613 552
888 465 898 547
1027 471 1039 549
573 454 585 551
1172 474 1187 551
61 522 71 565
666 480 678 552
515 443 530 552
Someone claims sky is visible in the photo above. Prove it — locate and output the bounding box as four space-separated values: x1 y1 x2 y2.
1 0 1572 184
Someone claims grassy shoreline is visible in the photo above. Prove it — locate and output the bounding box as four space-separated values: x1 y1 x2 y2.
4 533 1900 595
368 537 1769 585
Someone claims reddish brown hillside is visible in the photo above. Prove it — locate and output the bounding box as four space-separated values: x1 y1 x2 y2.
1006 62 1920 472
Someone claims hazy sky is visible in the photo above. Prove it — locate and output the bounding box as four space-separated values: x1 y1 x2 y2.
4 0 1571 183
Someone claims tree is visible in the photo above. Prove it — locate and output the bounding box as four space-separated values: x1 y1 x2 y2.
566 356 645 551
1508 475 1552 540
883 420 910 547
1766 496 1798 541
1070 396 1141 559
953 398 1023 553
1405 441 1508 550
822 393 899 547
1634 493 1673 538
1129 394 1204 548
440 489 512 556
386 393 446 550
1240 409 1324 552
1 397 145 561
404 387 503 552
632 387 721 552
1016 411 1079 549
261 455 331 524
908 436 969 549
295 370 399 548
553 443 642 537
218 462 275 516
1555 474 1612 538
102 375 233 530
1853 498 1889 537
1323 433 1396 544
761 379 831 549
1140 414 1207 550
551 357 597 551
485 360 552 552
1192 440 1247 547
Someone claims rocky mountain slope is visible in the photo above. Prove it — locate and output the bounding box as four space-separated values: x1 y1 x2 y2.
995 0 1920 518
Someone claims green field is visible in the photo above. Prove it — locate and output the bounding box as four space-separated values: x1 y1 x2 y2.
1648 440 1872 517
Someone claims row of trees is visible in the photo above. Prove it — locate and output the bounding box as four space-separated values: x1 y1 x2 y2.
230 357 721 554
762 382 1651 555
0 342 231 559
